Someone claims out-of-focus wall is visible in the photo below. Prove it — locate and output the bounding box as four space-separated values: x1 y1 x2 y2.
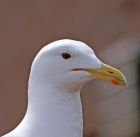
0 0 140 136
82 38 140 137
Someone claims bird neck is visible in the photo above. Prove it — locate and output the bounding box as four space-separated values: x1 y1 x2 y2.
17 82 83 137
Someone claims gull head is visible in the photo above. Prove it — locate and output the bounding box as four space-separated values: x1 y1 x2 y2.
30 39 127 91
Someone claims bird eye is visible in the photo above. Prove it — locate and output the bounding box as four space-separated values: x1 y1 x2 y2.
61 52 71 59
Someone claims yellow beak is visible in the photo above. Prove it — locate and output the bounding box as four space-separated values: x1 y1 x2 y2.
72 63 127 86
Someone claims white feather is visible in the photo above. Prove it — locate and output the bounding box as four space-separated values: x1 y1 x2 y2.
3 39 101 137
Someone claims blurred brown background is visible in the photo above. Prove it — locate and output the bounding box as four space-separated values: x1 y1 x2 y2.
0 0 140 137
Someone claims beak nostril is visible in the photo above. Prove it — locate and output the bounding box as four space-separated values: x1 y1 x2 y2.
107 71 114 74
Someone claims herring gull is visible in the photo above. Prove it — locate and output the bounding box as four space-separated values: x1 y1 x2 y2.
3 39 127 137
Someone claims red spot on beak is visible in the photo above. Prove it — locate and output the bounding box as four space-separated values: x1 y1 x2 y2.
111 79 120 85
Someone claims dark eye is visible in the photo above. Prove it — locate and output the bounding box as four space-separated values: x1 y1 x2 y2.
61 52 71 59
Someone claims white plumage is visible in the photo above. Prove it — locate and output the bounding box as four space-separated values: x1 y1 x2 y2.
3 39 126 137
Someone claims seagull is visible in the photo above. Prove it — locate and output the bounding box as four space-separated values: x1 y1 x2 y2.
3 39 127 137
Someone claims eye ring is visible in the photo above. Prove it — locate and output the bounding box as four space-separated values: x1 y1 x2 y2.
61 52 71 59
